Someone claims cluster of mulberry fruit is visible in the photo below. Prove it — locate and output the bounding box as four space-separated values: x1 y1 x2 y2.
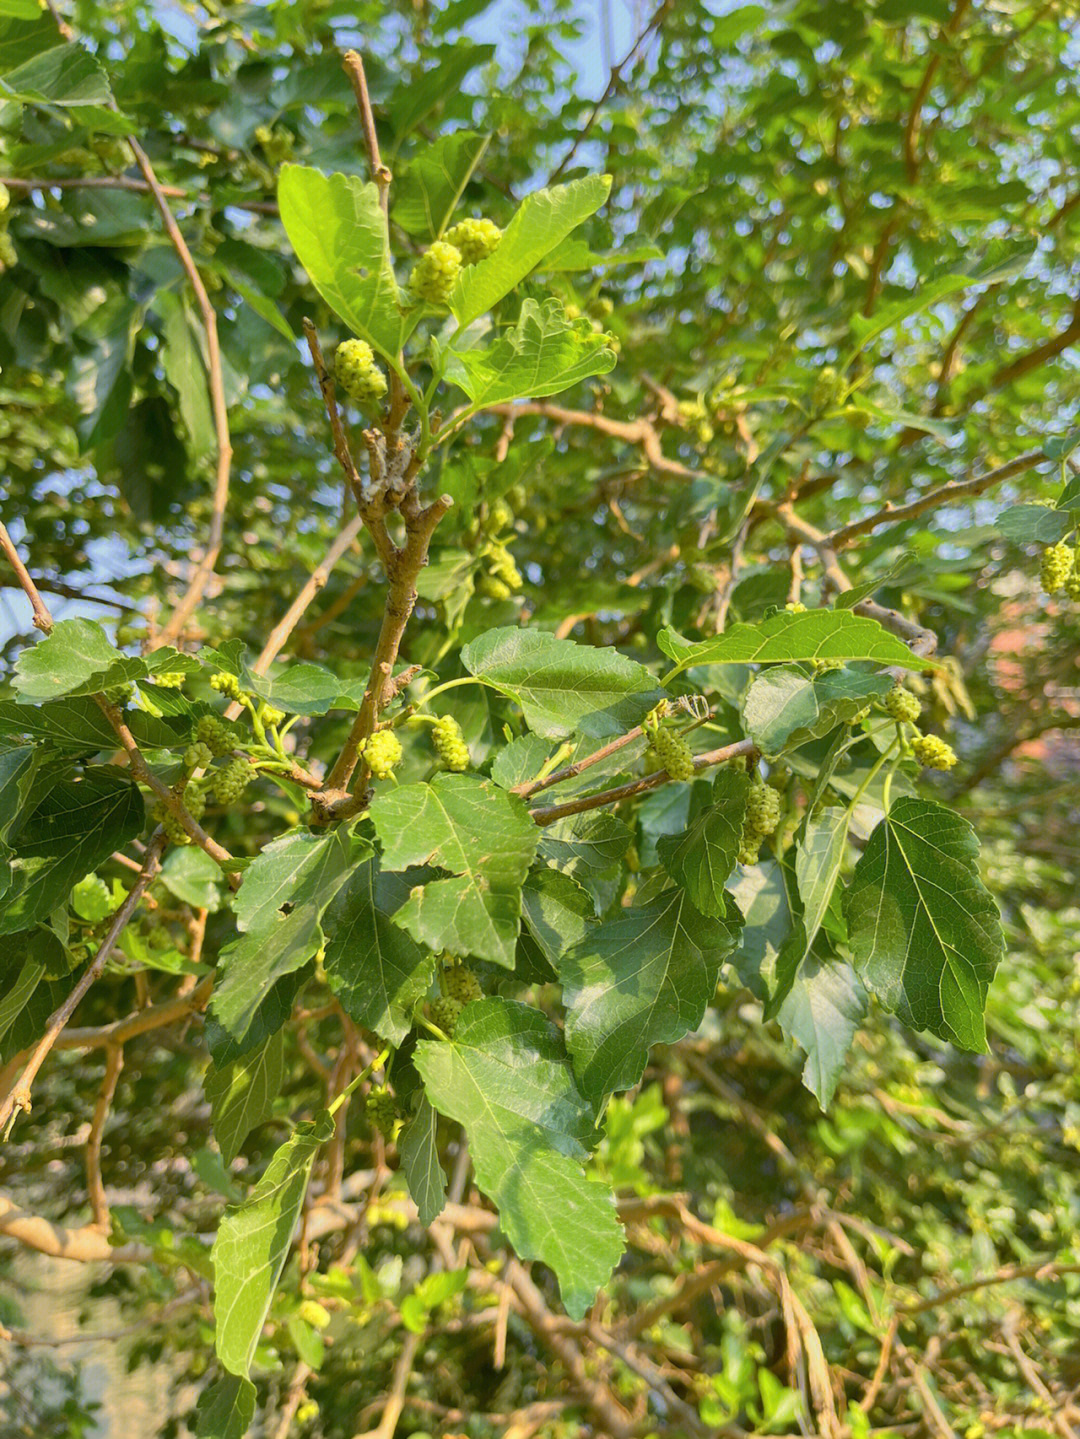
429 995 462 1037
360 728 403 780
645 717 696 783
212 757 252 804
365 1086 397 1139
409 240 462 306
148 670 187 689
335 338 388 409
444 218 502 265
442 960 482 1004
883 684 921 725
1040 540 1080 600
197 713 238 758
878 684 956 770
738 773 781 866
152 785 206 846
431 714 470 771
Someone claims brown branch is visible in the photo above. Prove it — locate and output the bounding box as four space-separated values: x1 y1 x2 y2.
825 450 1044 550
42 0 73 39
528 739 756 826
513 724 648 800
55 976 213 1051
484 400 698 481
85 1046 123 1230
0 832 166 1134
901 1258 1080 1316
131 137 232 650
903 0 972 182
988 295 1080 390
0 1195 151 1264
342 51 392 210
0 521 54 632
0 174 187 198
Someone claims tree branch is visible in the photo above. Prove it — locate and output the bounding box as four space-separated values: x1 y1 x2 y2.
85 1045 124 1230
0 1195 151 1264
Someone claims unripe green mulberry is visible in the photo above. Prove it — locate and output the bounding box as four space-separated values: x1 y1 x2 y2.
149 670 186 689
647 726 696 783
210 671 244 700
196 713 237 757
487 543 523 591
184 741 214 771
430 995 463 1037
409 240 462 306
0 183 9 217
432 714 470 771
444 218 502 265
365 1086 397 1139
153 786 205 846
1064 551 1080 601
745 777 782 837
477 575 513 601
258 701 286 728
443 963 482 1004
737 838 762 866
213 757 252 804
911 733 957 771
884 685 922 725
0 230 16 272
334 338 388 409
785 601 807 614
1040 541 1073 595
362 729 403 779
488 497 515 533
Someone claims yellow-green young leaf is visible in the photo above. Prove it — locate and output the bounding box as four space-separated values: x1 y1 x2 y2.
444 299 616 407
392 130 491 239
742 667 895 756
414 998 624 1319
12 618 198 702
205 1031 285 1166
194 1374 256 1439
657 769 749 919
449 174 612 329
462 627 661 739
212 1113 334 1377
370 774 538 967
561 887 742 1102
277 164 404 360
399 1095 447 1227
658 610 936 679
843 797 1004 1051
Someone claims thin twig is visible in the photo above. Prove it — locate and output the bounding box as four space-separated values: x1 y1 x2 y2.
85 1046 124 1229
342 51 393 210
0 522 53 632
0 832 167 1135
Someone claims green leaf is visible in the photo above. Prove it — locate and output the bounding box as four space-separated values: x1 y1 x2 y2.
450 175 613 329
0 42 113 108
776 954 866 1109
462 627 661 739
414 998 624 1318
205 1031 285 1166
0 767 143 936
1045 427 1080 463
230 278 295 342
561 888 742 1101
12 618 198 702
158 291 215 462
277 165 404 360
658 610 935 679
393 130 492 239
160 847 224 912
995 504 1073 545
0 745 41 846
845 398 957 441
212 1113 334 1377
834 552 917 609
657 770 748 918
765 807 851 1018
322 859 435 1045
399 1095 447 1226
231 827 364 934
538 236 663 271
371 774 538 967
742 667 894 756
69 293 138 450
538 812 633 874
194 1375 256 1439
0 696 191 752
444 298 615 407
520 868 596 966
843 797 1004 1050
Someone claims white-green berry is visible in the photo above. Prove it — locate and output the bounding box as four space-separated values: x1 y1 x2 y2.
212 757 251 804
335 338 388 409
184 741 214 771
1040 541 1073 596
884 685 922 725
647 725 695 783
911 733 957 771
432 714 470 771
409 240 462 306
444 217 502 265
362 729 403 780
148 670 186 689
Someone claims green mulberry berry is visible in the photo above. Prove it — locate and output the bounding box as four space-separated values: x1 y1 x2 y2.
444 218 502 265
213 757 251 804
785 601 807 614
1040 541 1073 596
432 714 470 771
911 733 957 771
149 670 186 689
443 963 482 1004
258 701 286 728
210 671 243 700
1064 549 1080 601
365 1086 397 1139
430 995 462 1037
884 685 922 725
745 777 781 837
486 542 523 591
105 683 135 705
184 741 214 771
154 788 204 846
477 574 513 601
362 729 403 780
409 240 462 306
196 714 237 757
334 338 388 409
737 839 762 866
0 183 9 217
647 726 695 783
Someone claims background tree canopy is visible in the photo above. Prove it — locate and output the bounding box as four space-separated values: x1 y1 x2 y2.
2 1 1080 1436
